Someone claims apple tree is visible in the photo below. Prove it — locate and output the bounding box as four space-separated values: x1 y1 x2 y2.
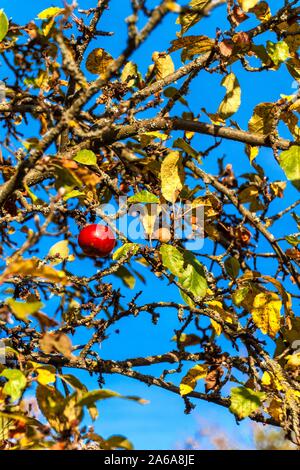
0 0 300 449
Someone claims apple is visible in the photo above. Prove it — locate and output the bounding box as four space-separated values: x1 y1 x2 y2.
153 227 171 243
78 224 116 257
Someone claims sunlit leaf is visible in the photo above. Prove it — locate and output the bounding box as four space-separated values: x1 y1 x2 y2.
6 298 44 321
218 73 241 120
152 52 175 79
161 151 185 203
86 48 113 77
230 386 265 419
279 146 300 191
74 149 97 166
1 369 27 402
0 9 9 42
180 364 208 396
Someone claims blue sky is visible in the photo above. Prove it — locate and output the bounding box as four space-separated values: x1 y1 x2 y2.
0 0 299 450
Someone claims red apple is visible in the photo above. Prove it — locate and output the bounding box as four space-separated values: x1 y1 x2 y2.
78 224 116 257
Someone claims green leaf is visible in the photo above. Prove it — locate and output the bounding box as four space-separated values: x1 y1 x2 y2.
6 298 44 321
128 190 159 204
279 146 300 191
160 246 207 304
224 257 240 279
267 40 290 66
1 369 27 402
179 255 207 306
74 149 97 166
0 9 9 42
112 243 140 261
37 7 64 20
160 245 185 277
230 386 265 419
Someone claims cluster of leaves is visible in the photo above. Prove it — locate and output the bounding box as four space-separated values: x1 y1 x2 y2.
0 0 300 449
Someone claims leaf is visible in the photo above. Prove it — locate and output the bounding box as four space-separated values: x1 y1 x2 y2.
128 190 159 204
218 73 241 120
237 0 259 12
29 363 56 385
86 48 113 77
171 333 201 346
0 9 9 42
1 258 68 285
169 36 214 61
76 389 148 407
141 203 161 237
6 298 44 321
176 0 210 36
48 240 70 266
173 138 198 158
224 257 240 279
248 102 274 134
160 244 185 277
266 41 290 66
112 243 139 261
37 7 64 20
152 52 175 79
161 151 185 203
74 149 97 166
114 266 136 289
104 435 134 450
230 386 265 419
251 291 282 338
36 384 65 432
121 61 139 87
279 146 300 191
1 369 27 402
179 256 207 306
39 332 73 359
179 364 208 396
249 1 271 22
160 245 207 303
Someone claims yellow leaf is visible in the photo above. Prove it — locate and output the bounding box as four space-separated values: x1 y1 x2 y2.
1 258 68 285
161 151 185 203
48 240 70 266
152 52 175 79
121 61 138 87
141 204 161 237
266 397 284 422
37 7 64 20
249 103 274 134
218 73 241 119
285 353 300 369
207 300 234 336
86 48 113 77
249 1 271 21
251 292 282 338
238 0 259 12
6 298 43 321
180 364 208 396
